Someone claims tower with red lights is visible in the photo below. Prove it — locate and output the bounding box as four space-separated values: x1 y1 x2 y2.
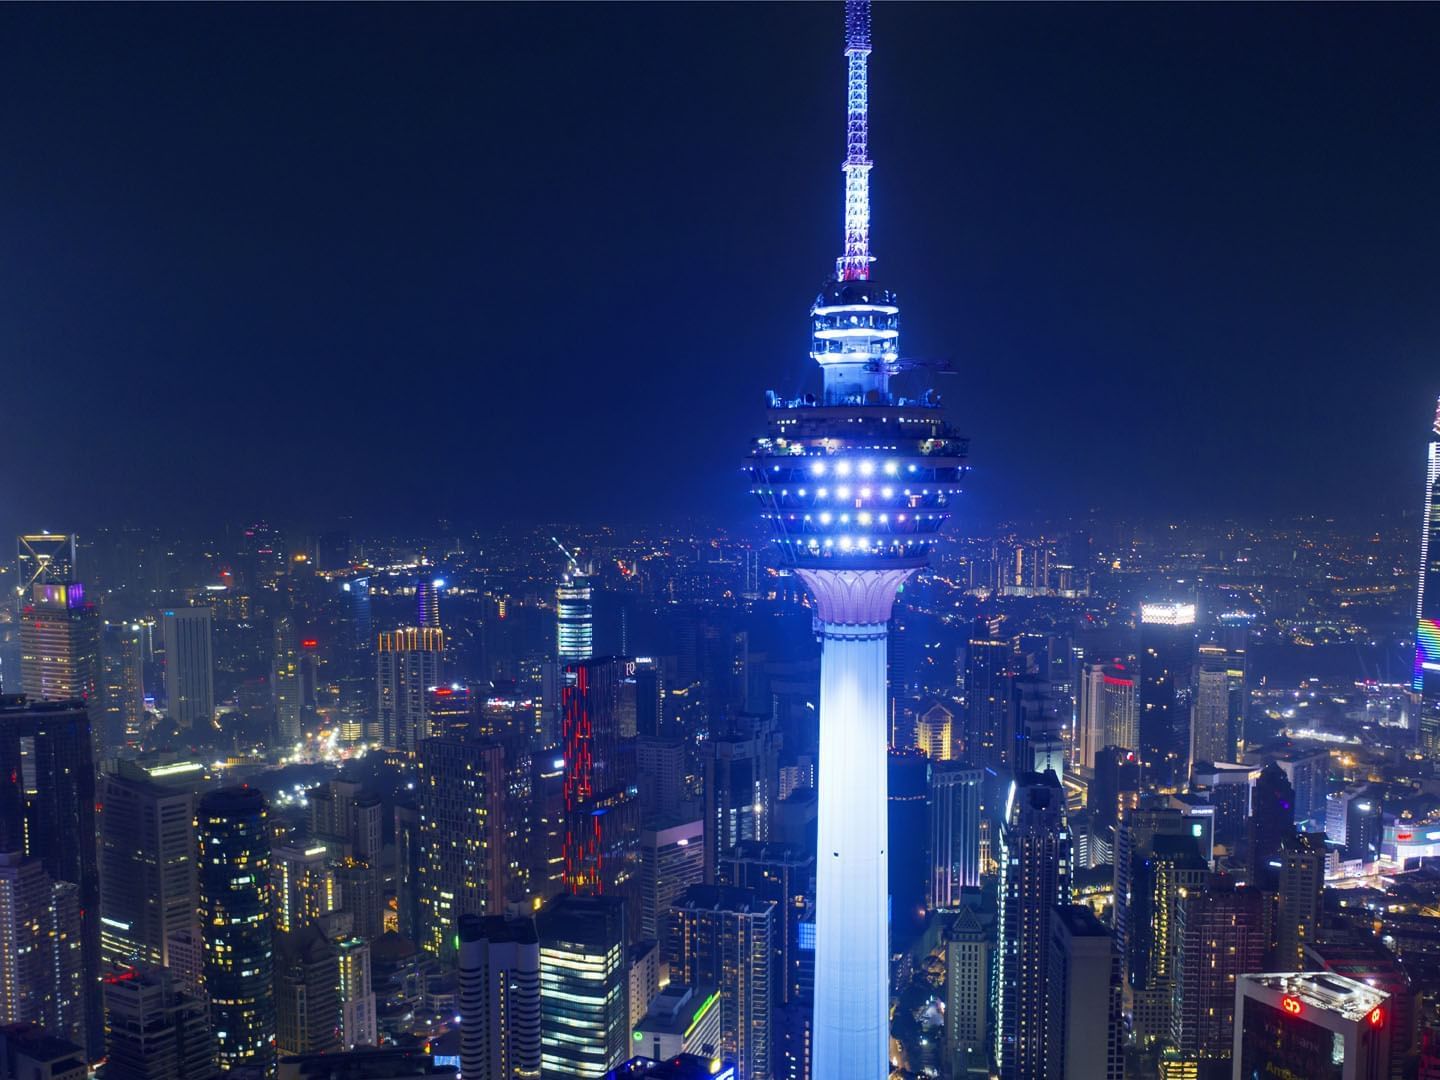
745 2 967 1074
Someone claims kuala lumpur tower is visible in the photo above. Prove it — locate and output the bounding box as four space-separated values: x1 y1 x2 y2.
746 2 968 1076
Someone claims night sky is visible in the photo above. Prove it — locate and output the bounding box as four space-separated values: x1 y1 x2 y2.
4 3 1440 536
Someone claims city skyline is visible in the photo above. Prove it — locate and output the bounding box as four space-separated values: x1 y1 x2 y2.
4 4 1440 536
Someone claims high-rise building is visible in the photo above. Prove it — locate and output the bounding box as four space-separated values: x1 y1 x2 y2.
1138 601 1196 789
1249 762 1297 890
101 623 145 751
630 984 724 1064
1169 882 1266 1063
943 906 991 1078
336 936 377 1050
197 786 276 1074
415 576 442 631
1345 792 1384 865
376 628 443 751
669 885 773 1080
1276 831 1326 971
393 802 421 943
1110 804 1189 1041
537 895 629 1078
275 926 340 1057
994 772 1069 1079
271 845 337 934
719 841 813 1011
702 713 779 882
19 582 100 714
98 765 197 968
1046 905 1123 1080
102 965 217 1080
742 3 968 1074
929 761 982 908
634 737 687 823
0 696 102 1056
15 533 76 602
1127 834 1208 1044
1235 972 1390 1080
458 914 541 1080
1075 661 1136 771
1188 661 1229 776
1412 396 1440 754
639 819 705 951
274 614 303 747
414 735 507 961
962 619 1011 770
629 940 661 1033
162 608 214 730
0 852 83 1044
913 702 952 761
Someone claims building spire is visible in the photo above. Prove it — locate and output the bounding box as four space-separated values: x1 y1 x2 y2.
837 0 873 282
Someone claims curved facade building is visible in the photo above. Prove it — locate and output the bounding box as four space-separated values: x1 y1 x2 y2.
745 3 966 1075
198 786 276 1074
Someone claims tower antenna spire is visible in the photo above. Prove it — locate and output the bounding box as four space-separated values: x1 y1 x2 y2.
838 0 873 281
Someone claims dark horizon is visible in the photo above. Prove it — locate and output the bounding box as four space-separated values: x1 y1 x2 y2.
4 3 1440 541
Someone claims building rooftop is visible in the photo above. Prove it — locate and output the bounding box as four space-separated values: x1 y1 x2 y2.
1241 972 1389 1023
635 984 721 1037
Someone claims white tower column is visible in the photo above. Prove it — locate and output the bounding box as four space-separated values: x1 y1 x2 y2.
798 567 912 1080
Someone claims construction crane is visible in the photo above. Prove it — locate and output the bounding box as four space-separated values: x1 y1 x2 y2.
551 537 584 579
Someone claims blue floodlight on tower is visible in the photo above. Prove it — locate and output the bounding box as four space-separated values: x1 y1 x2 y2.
745 3 968 1077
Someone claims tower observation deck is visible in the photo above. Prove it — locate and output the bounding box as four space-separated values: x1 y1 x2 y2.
744 3 968 1078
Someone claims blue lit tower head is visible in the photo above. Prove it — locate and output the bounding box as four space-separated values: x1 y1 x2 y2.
743 3 966 1078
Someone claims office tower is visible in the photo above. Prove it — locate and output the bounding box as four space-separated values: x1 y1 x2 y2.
275 926 340 1057
701 713 779 884
943 906 991 1078
0 852 83 1045
962 618 1010 769
669 885 773 1080
1271 748 1329 831
19 582 100 712
1169 882 1266 1062
310 781 384 866
274 614 303 746
640 819 705 950
556 562 594 665
1346 792 1384 865
1276 832 1326 971
930 762 982 908
537 895 629 1078
1111 805 1188 1032
1249 762 1297 890
15 533 76 601
336 937 376 1050
103 965 216 1080
165 928 205 1001
1089 746 1140 832
1189 660 1229 775
719 841 814 1011
629 940 660 1032
98 765 197 967
101 623 145 750
458 914 541 1080
1414 396 1440 753
913 702 952 760
393 802 421 943
1127 834 1208 1043
635 737 687 822
415 576 442 630
743 5 968 1073
197 786 276 1074
562 658 637 836
414 735 506 961
1138 601 1195 788
376 628 443 751
994 772 1069 1079
0 697 101 1056
272 845 337 933
161 608 214 730
1075 661 1136 771
1235 972 1390 1080
1007 675 1054 776
632 984 724 1063
1047 905 1123 1080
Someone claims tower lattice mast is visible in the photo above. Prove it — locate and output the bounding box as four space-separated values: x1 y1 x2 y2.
838 0 873 282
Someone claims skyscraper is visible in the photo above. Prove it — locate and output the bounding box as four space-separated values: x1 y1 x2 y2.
458 914 541 1080
556 567 593 666
19 582 100 710
1074 661 1136 771
197 786 276 1074
1169 882 1266 1064
336 936 377 1050
1188 659 1229 775
0 851 83 1044
1414 396 1440 754
376 627 443 751
98 764 197 968
943 906 991 1078
669 885 774 1080
1138 602 1195 788
994 772 1069 1080
1235 972 1390 1080
1127 834 1208 1044
15 533 76 601
744 8 967 1073
962 619 1010 769
639 819 705 951
101 622 145 751
102 965 217 1080
415 735 507 961
273 614 303 747
162 607 214 730
1046 905 1123 1080
0 696 102 1056
274 926 340 1058
1249 762 1297 891
929 762 982 909
702 713 779 882
536 895 629 1079
1276 831 1326 972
